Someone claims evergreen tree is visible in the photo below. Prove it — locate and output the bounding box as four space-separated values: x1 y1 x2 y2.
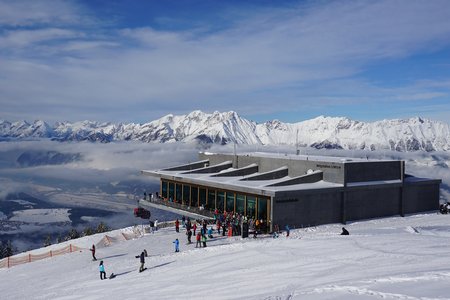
66 228 80 240
0 241 5 259
44 235 52 247
83 226 93 236
3 240 14 257
96 222 109 233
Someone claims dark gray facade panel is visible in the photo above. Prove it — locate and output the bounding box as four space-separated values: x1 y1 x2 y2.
403 183 440 214
346 188 401 221
272 192 342 229
345 161 401 183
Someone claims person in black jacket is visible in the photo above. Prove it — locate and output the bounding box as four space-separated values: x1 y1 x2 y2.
136 251 145 272
341 227 349 235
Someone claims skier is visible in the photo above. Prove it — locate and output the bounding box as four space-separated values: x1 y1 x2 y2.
187 229 192 244
272 224 280 238
193 223 197 236
135 250 146 272
341 227 349 235
90 244 97 261
201 234 207 247
99 260 106 280
149 220 155 233
208 226 213 238
173 238 180 252
175 219 180 233
285 224 290 237
217 220 221 234
196 232 201 248
182 216 186 228
154 219 158 231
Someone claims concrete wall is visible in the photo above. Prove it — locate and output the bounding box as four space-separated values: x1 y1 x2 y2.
403 182 440 214
345 161 402 183
346 187 401 221
272 191 342 229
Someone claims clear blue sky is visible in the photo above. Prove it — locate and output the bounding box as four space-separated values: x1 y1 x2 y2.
1 0 450 124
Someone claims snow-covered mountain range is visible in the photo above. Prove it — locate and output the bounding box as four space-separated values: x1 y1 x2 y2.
1 110 449 151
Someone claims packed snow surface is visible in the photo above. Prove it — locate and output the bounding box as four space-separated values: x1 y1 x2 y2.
1 213 450 299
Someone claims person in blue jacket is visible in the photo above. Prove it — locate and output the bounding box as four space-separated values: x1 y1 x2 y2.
99 260 106 280
285 224 290 237
173 238 179 252
207 226 213 238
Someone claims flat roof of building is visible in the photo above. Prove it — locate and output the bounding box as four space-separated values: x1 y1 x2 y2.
142 152 439 197
201 151 393 164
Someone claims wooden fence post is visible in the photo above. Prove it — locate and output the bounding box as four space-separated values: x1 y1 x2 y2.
70 244 72 253
29 254 31 262
7 257 10 268
50 250 52 257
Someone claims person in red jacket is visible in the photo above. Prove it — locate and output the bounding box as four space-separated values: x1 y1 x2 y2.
175 219 180 232
90 244 97 261
195 232 201 248
193 223 197 236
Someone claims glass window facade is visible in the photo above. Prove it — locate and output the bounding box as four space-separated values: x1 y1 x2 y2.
217 191 225 212
159 180 271 227
191 186 198 207
183 185 190 205
236 194 245 214
246 195 256 219
161 180 168 199
176 184 182 203
258 197 268 221
207 190 215 211
199 188 207 207
168 182 174 201
226 192 234 212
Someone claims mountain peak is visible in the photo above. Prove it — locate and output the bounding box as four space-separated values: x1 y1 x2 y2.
1 111 449 151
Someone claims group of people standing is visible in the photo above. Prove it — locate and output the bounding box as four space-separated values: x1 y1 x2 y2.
176 216 209 249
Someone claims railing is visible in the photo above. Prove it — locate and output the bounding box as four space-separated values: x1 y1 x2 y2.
144 197 215 219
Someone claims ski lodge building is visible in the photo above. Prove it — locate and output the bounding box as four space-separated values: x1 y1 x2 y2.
141 152 441 231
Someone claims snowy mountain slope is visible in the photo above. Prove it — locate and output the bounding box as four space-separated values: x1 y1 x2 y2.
1 214 450 299
1 112 449 151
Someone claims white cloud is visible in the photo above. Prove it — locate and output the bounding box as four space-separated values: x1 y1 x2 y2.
0 28 80 48
0 0 88 26
0 1 450 122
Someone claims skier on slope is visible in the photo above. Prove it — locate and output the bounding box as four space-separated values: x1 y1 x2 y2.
135 250 146 272
207 226 213 238
341 227 350 235
196 232 201 248
175 219 180 233
99 261 106 280
90 244 97 261
187 229 193 244
285 224 290 237
173 238 180 252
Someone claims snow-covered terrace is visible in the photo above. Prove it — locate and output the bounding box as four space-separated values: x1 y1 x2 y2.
142 160 344 196
202 151 391 163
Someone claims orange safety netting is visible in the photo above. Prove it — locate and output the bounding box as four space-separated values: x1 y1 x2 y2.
0 244 81 269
